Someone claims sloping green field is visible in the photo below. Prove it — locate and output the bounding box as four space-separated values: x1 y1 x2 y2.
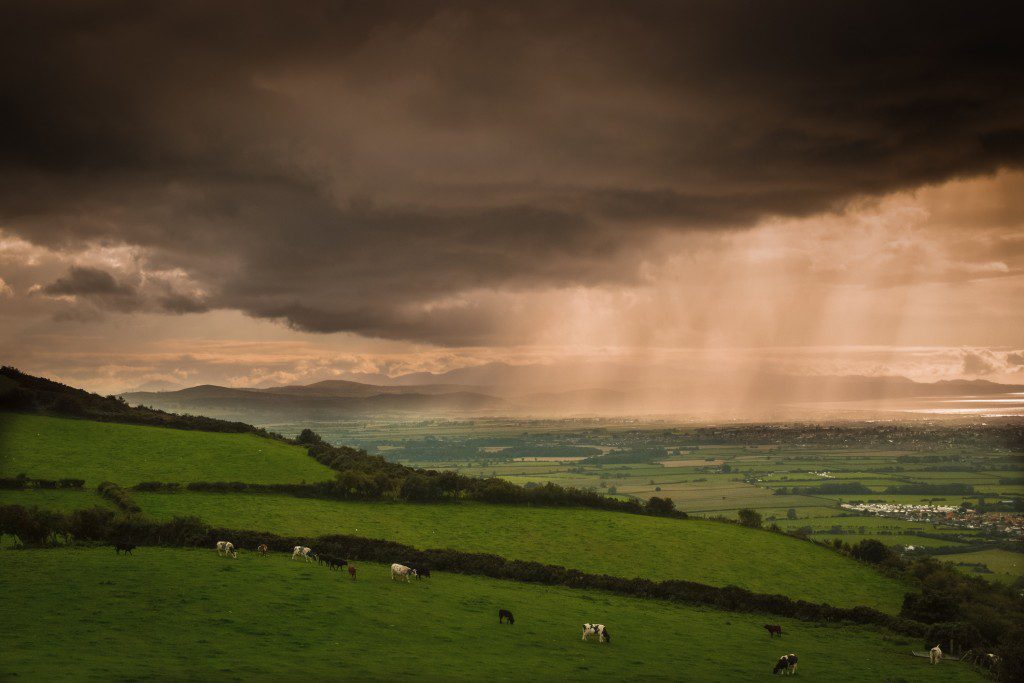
944 549 1023 586
0 548 982 682
134 491 912 612
0 413 333 485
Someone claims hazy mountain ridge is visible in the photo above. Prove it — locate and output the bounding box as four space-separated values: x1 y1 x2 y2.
119 367 1024 421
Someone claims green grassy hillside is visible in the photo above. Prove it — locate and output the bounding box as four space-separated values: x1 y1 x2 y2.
135 492 912 612
944 549 1023 586
0 413 333 485
0 548 982 682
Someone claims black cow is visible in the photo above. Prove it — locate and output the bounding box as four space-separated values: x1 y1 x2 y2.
406 563 431 579
318 554 348 571
115 543 136 555
499 609 515 625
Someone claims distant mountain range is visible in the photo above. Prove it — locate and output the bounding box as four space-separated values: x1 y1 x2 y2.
120 365 1024 422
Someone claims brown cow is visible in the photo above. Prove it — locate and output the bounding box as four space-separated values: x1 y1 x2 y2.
347 565 357 580
764 624 782 638
257 544 269 556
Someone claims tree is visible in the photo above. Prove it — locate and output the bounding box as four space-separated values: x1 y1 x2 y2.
647 496 676 515
995 627 1024 682
786 508 797 520
901 590 961 624
737 508 762 528
851 539 891 564
296 428 324 445
399 474 443 502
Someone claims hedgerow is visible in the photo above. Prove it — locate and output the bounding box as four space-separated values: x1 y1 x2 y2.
97 482 142 514
0 502 917 633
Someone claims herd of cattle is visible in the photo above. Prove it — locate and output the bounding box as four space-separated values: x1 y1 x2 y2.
111 541 983 673
120 540 803 668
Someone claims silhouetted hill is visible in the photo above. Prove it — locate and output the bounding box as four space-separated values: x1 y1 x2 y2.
0 366 272 436
122 379 507 422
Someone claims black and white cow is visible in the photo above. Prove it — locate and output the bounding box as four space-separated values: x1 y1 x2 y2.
773 653 798 675
581 623 610 643
216 541 237 558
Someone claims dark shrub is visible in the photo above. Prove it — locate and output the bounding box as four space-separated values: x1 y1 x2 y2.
738 508 763 528
647 497 676 515
296 428 324 446
851 539 891 564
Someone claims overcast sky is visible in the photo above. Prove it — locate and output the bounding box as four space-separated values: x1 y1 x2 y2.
1 1 1022 393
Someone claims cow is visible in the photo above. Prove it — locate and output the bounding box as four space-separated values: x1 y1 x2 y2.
292 546 312 562
406 563 431 579
498 609 515 625
930 645 942 665
391 563 417 582
772 654 798 675
581 623 610 643
216 541 237 558
764 624 782 638
114 543 136 555
321 555 348 571
257 544 269 557
347 565 357 580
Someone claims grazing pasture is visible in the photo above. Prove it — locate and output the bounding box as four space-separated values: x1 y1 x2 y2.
135 492 912 611
943 549 1024 586
0 547 984 682
0 412 333 485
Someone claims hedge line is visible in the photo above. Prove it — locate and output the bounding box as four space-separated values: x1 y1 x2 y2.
97 482 141 514
0 474 85 490
0 502 922 636
130 479 690 520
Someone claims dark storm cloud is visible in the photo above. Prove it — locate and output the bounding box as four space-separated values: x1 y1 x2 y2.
38 264 209 316
42 267 135 298
1 1 1022 342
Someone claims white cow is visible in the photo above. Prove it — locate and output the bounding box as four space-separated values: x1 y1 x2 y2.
292 546 313 561
930 645 942 664
216 541 237 558
581 623 610 643
390 563 417 582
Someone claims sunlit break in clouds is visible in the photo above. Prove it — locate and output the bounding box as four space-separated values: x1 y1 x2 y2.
0 1 1022 409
